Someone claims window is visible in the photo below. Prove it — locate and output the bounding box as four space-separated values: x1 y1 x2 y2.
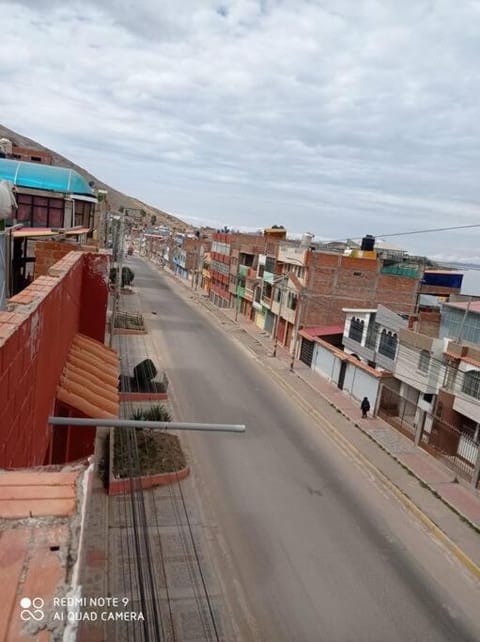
16 193 65 227
287 292 297 310
378 330 398 360
348 317 364 343
462 370 480 400
423 393 434 403
265 256 276 273
418 350 431 373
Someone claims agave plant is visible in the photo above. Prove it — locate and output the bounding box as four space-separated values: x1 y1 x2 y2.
130 404 172 422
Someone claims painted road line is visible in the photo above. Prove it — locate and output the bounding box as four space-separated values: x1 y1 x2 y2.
265 364 480 581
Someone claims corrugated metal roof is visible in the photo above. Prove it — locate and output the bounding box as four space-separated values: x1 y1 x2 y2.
0 158 95 196
445 301 480 313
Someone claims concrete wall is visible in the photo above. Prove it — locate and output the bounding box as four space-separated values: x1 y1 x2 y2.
0 251 109 468
312 341 382 404
343 366 380 403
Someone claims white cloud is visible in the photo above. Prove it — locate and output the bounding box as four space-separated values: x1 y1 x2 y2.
1 0 480 257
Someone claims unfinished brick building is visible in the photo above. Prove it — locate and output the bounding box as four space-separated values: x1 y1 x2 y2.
301 252 420 328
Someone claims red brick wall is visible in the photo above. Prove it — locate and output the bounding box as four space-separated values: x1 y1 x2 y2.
11 147 52 164
302 253 418 327
34 240 80 278
0 251 109 468
416 310 441 337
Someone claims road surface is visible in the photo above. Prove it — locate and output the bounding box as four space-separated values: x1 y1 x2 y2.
129 256 480 642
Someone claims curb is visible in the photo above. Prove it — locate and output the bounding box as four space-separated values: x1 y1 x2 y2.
119 392 168 402
108 466 190 495
265 364 480 581
145 257 480 579
293 372 480 535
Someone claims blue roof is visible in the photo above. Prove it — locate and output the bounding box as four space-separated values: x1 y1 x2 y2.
0 158 95 196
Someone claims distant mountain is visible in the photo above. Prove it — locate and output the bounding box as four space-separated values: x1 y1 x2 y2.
0 123 188 231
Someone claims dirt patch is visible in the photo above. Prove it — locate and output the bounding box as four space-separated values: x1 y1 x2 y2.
113 429 186 479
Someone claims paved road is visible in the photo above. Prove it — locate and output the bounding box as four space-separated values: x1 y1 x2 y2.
131 256 480 642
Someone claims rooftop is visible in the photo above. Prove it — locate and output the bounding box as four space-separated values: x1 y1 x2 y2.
0 466 86 640
0 158 95 196
444 301 480 314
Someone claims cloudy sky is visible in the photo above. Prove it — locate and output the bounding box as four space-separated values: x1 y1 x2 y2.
2 0 480 260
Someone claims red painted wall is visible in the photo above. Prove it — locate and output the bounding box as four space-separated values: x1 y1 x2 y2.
79 254 109 342
0 251 109 468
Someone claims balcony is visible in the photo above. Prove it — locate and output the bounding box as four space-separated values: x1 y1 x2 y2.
238 265 249 277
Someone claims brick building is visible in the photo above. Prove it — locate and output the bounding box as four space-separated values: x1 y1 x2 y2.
10 145 53 164
210 228 287 308
302 252 420 327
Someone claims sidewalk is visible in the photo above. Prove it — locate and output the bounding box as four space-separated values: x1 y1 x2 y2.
152 264 480 578
221 301 480 528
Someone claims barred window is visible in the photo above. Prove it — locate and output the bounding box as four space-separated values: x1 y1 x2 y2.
378 330 398 360
462 370 480 400
418 350 431 373
348 317 364 343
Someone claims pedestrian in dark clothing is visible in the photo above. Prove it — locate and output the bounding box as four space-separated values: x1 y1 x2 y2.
361 397 370 419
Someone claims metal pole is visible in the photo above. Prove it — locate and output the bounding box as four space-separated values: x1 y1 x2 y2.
235 274 241 322
48 416 246 432
108 215 122 348
289 288 304 372
273 275 287 357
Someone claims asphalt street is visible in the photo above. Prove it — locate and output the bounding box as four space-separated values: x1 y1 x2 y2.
130 256 480 642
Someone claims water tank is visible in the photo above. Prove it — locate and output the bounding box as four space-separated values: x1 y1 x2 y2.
361 235 375 251
301 232 314 247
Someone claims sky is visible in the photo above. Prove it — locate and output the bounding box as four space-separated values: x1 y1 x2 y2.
1 0 480 261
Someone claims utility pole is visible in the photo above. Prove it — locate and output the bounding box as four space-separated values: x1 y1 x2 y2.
235 275 241 321
109 212 125 348
272 274 288 358
289 288 304 372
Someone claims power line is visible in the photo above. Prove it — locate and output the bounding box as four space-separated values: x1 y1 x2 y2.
374 223 480 239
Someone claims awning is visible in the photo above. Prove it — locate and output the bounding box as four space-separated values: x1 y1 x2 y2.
56 334 119 418
12 226 90 239
12 228 59 238
299 324 345 340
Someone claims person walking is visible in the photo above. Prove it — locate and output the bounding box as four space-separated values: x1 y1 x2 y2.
361 397 371 419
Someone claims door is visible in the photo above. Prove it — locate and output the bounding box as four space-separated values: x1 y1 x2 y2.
338 361 347 390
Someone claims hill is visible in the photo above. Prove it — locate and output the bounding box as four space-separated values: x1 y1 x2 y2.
0 123 188 231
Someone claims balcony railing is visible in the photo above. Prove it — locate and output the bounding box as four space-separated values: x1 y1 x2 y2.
381 265 419 278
